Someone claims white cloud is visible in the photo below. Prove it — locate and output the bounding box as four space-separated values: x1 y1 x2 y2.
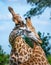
34 20 50 25
0 21 14 31
0 24 8 31
32 18 48 25
0 26 5 31
8 0 18 2
0 13 12 20
2 0 27 5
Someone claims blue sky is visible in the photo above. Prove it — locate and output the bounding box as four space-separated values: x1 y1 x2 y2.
0 0 51 54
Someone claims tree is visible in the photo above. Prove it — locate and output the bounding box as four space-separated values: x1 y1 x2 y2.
24 0 51 17
47 55 51 65
38 32 51 56
0 45 9 65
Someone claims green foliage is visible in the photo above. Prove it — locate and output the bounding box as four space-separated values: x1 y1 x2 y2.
38 32 51 56
47 55 51 65
25 0 51 16
0 45 9 65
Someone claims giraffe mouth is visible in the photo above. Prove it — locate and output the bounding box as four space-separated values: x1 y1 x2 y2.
31 37 42 44
36 38 42 44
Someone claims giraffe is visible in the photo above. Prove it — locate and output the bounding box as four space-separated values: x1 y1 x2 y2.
19 17 50 65
8 7 50 65
8 6 34 65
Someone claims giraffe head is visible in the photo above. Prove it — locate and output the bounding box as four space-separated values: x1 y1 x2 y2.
8 6 24 25
25 17 42 44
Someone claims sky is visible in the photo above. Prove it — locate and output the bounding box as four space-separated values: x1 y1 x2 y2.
0 0 51 54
